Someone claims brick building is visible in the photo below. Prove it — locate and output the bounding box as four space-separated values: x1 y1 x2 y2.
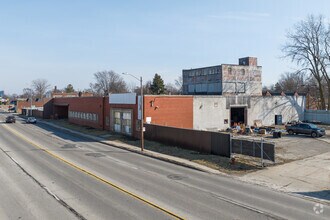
182 57 262 96
16 98 52 115
44 94 140 138
51 92 94 98
50 97 106 129
144 95 193 128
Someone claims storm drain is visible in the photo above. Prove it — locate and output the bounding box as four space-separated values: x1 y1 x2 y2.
167 174 188 180
61 144 77 149
85 153 106 157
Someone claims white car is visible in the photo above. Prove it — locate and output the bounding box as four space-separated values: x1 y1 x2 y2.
26 117 37 124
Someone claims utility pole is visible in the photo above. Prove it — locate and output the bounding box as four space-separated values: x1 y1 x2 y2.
140 76 144 151
122 73 144 151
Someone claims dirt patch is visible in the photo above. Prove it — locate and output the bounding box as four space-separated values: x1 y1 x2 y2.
143 141 264 175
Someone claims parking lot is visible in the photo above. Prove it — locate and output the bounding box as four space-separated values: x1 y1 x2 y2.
240 125 330 201
269 125 330 163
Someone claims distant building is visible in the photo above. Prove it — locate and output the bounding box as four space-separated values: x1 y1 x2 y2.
51 92 93 98
0 90 4 97
46 86 94 98
182 57 262 96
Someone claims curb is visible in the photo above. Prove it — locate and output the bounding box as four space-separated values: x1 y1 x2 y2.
38 120 223 175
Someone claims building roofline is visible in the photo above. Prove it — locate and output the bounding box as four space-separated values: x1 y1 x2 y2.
182 64 221 71
183 64 262 71
221 64 262 68
145 95 194 97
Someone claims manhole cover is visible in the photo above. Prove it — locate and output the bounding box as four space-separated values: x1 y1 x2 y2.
61 144 76 149
167 174 187 180
85 153 106 157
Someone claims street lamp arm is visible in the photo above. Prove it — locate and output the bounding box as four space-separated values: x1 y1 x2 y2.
122 72 140 82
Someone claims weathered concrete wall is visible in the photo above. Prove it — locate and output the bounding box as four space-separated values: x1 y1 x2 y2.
304 110 330 124
221 64 262 96
193 96 229 131
249 96 305 126
193 95 305 131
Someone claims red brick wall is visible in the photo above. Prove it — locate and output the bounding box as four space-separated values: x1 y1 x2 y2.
144 96 193 129
103 98 111 131
46 95 193 138
53 97 104 129
17 98 51 114
51 96 140 137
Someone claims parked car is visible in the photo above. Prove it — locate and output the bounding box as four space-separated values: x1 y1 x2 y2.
5 115 16 123
26 117 37 124
286 123 326 138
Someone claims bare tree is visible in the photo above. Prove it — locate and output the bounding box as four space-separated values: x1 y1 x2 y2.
31 79 50 99
90 70 128 96
22 88 35 98
165 83 180 95
262 84 276 92
134 80 152 95
175 76 183 94
277 72 306 92
126 82 138 93
9 93 18 100
282 15 327 109
321 23 330 109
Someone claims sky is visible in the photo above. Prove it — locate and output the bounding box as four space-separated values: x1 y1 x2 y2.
1 0 330 95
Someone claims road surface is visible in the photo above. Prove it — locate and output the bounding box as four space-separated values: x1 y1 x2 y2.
0 113 329 219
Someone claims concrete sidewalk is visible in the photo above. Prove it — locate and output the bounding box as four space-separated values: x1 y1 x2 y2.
240 152 330 201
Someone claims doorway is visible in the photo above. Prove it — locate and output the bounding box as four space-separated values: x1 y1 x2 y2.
230 107 246 126
111 109 133 136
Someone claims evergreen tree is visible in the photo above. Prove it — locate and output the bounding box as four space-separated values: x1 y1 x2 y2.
64 84 75 93
150 73 166 95
274 83 282 92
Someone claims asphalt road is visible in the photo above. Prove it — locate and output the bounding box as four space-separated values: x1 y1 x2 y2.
0 113 329 219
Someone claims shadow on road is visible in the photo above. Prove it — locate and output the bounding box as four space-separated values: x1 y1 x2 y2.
295 190 330 201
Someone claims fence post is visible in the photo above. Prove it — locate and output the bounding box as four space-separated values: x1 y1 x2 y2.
229 133 232 157
261 137 264 167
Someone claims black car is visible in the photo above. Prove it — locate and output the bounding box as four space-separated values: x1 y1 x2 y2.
5 115 16 123
286 123 325 138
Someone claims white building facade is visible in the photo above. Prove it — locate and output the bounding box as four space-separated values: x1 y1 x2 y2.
193 95 305 131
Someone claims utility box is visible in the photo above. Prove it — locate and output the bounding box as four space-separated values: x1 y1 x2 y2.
273 131 282 138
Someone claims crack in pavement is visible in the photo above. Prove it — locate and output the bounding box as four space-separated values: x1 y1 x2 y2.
0 146 86 220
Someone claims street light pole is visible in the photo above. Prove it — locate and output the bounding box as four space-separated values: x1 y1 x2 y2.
140 76 144 151
30 95 32 116
122 73 144 151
